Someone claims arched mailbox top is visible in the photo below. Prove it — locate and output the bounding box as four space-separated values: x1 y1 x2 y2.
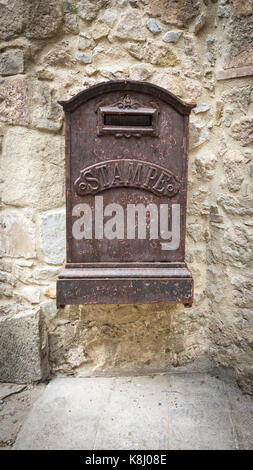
59 80 195 116
56 80 194 307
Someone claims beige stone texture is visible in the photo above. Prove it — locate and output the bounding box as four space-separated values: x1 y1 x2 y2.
24 0 63 39
147 0 200 27
0 76 28 125
113 10 146 42
0 211 36 259
0 48 24 76
30 81 63 132
77 0 109 22
44 285 56 299
231 117 253 146
63 13 79 35
21 286 41 304
92 21 110 41
1 127 64 209
0 1 25 40
48 304 211 376
0 308 49 383
232 0 253 17
0 0 63 41
43 41 76 67
224 13 253 69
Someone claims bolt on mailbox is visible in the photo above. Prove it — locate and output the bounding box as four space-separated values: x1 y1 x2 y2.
57 80 195 307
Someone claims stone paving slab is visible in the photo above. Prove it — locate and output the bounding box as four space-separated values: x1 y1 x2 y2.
168 375 236 450
223 381 253 450
0 384 45 449
13 374 253 450
93 375 170 450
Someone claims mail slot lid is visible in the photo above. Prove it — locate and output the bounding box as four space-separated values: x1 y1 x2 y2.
97 105 159 136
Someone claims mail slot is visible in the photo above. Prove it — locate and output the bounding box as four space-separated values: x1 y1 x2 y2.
56 80 195 307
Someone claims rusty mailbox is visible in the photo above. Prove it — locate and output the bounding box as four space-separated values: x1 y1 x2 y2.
57 80 194 307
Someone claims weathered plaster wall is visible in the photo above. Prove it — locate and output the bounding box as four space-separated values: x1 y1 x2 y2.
0 0 252 392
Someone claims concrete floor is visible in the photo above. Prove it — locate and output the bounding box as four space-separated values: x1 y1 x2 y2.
10 373 253 450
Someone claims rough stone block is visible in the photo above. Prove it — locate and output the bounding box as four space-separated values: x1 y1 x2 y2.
0 211 36 259
39 210 66 265
0 308 49 383
231 116 253 146
217 194 253 216
232 277 253 308
145 41 179 66
64 13 79 34
0 49 24 76
130 63 153 81
33 267 59 281
217 5 230 18
232 0 253 17
78 32 95 51
24 0 63 39
31 82 63 132
0 0 63 41
0 76 28 125
222 86 251 114
194 153 217 180
114 11 146 42
49 304 174 377
13 264 34 285
223 224 252 268
103 9 117 27
40 300 58 320
43 41 76 67
189 121 209 149
225 15 253 68
147 0 200 27
21 286 41 304
92 21 110 40
193 13 207 34
1 127 64 210
44 285 57 299
77 0 108 22
0 0 25 40
224 154 244 192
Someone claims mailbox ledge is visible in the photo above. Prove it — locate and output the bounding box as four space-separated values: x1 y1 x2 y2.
56 266 193 307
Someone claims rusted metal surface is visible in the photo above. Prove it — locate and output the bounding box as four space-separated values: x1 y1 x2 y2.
57 278 193 306
57 80 195 307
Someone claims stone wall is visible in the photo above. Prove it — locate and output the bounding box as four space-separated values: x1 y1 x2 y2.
0 0 252 392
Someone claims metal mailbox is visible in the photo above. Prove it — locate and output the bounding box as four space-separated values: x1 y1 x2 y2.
57 80 194 307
